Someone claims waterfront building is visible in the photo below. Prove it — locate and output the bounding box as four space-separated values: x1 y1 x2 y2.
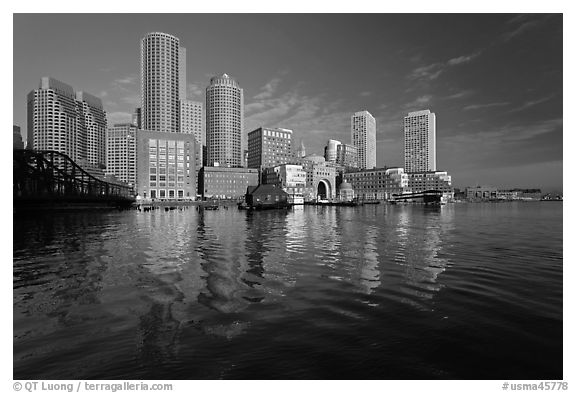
301 154 337 201
262 164 307 204
136 129 196 200
324 139 342 162
465 185 497 200
336 143 359 169
198 166 258 200
247 127 294 169
13 125 24 149
141 32 184 133
106 123 137 188
407 171 453 200
404 109 436 173
206 73 244 167
27 77 107 170
245 184 290 209
344 167 408 200
351 110 376 170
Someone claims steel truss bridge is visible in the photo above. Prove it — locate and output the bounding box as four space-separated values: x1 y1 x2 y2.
391 190 444 204
13 149 135 209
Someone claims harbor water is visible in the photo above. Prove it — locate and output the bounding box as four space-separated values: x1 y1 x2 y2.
13 202 563 379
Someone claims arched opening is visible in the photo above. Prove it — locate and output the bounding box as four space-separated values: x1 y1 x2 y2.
317 181 328 200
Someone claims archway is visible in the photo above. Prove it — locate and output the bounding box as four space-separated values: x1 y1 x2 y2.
317 179 331 200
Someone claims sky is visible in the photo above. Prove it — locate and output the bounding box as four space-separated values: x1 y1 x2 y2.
13 13 563 191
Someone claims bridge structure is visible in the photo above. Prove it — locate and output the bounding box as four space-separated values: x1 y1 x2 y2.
13 149 135 209
391 190 444 204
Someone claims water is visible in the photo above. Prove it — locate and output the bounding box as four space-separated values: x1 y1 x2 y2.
13 203 563 379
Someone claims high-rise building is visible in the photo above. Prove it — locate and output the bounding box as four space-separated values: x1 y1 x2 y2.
13 125 24 149
324 139 342 162
106 123 137 187
403 109 436 173
77 91 107 169
141 32 183 133
351 110 376 170
247 127 293 169
132 108 142 129
206 73 244 167
27 77 107 169
180 100 204 143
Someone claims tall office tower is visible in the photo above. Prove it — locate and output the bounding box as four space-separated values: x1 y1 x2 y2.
403 109 436 173
77 91 107 168
141 32 183 133
324 139 342 162
206 73 244 167
106 123 137 187
247 127 293 169
27 77 107 168
132 108 142 129
13 125 24 149
180 99 204 177
351 110 376 170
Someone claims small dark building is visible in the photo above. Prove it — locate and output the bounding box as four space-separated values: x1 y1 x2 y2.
245 184 289 209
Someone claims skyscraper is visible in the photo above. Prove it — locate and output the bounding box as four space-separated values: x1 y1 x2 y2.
77 91 107 169
27 77 107 169
351 110 376 170
206 73 244 167
141 32 184 133
106 123 138 187
403 109 436 173
180 100 204 144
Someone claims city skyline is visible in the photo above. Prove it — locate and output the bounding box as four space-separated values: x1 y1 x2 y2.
13 14 563 190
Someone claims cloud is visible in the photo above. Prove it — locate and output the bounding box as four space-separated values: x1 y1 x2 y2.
121 94 141 107
114 76 137 85
100 91 108 98
403 95 433 112
501 15 552 42
447 51 481 66
463 102 510 111
445 90 475 100
359 91 372 97
253 77 282 100
107 111 132 125
409 50 482 81
508 95 555 113
187 82 203 98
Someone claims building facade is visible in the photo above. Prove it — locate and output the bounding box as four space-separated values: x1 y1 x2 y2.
206 73 244 167
198 167 258 200
13 125 24 149
465 185 497 200
136 129 196 200
404 109 436 173
141 32 183 133
106 123 137 188
77 91 107 169
300 155 337 201
344 167 409 200
351 110 376 170
247 127 294 169
324 139 342 162
262 164 307 204
180 99 204 171
27 77 107 170
407 171 452 200
336 143 358 168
